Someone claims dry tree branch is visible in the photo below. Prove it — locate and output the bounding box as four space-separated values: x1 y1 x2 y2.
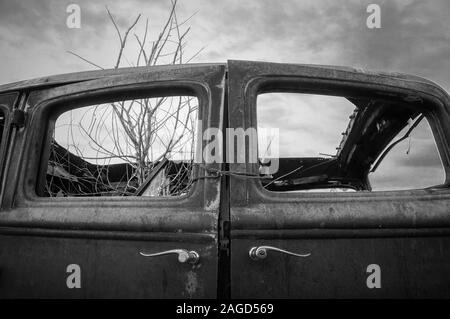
51 1 201 197
105 6 142 69
66 51 104 69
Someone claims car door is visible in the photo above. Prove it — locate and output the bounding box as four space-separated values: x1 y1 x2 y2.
227 60 450 298
0 64 226 298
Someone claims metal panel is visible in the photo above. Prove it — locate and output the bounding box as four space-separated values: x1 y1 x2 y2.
227 60 450 298
0 64 225 298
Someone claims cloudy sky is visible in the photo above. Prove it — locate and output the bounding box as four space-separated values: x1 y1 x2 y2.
1 0 449 191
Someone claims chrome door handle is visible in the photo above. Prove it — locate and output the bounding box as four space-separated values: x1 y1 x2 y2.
140 249 200 264
249 246 311 260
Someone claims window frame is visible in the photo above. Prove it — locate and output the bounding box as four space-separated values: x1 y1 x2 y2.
0 92 19 205
236 73 450 202
38 90 201 199
29 81 207 204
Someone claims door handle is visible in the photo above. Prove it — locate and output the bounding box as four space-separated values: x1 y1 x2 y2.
249 246 311 260
140 249 200 264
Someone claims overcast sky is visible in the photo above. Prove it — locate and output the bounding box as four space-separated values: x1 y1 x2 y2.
1 0 448 190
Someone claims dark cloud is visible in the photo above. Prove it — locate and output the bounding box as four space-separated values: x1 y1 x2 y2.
3 0 450 85
0 0 57 44
338 0 450 88
188 0 450 91
0 0 167 51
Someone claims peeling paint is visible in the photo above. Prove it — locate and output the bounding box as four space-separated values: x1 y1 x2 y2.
185 270 198 297
205 182 221 211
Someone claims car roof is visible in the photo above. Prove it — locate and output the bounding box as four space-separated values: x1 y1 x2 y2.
0 63 225 93
0 60 441 94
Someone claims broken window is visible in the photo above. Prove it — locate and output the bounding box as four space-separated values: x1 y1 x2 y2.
41 95 198 197
369 116 443 190
257 92 445 192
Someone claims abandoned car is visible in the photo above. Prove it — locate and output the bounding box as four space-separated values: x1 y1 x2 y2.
0 60 449 298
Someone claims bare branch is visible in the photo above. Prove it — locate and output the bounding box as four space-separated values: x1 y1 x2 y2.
66 51 104 69
55 0 201 197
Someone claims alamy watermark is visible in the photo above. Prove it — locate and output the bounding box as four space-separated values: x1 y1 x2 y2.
195 121 280 175
366 4 381 29
66 4 81 29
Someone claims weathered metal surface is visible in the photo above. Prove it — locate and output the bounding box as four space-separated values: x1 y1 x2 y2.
0 63 226 94
2 60 450 298
0 92 18 201
227 60 450 298
231 237 450 298
0 233 217 298
0 63 226 298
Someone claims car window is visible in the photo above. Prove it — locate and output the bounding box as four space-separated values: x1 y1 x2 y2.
41 95 198 197
257 92 445 192
369 116 443 190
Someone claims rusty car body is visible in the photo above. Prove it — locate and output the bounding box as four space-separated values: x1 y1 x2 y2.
0 60 449 298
